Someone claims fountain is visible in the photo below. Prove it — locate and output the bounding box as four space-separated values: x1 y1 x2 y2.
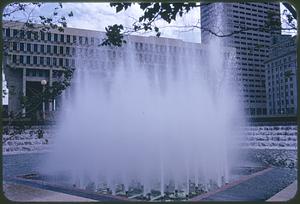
36 33 245 201
37 7 246 200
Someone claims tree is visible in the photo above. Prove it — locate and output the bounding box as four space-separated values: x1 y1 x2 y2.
101 2 297 47
2 3 74 143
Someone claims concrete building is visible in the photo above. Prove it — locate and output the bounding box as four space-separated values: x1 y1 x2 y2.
201 2 281 116
265 35 297 115
3 21 234 120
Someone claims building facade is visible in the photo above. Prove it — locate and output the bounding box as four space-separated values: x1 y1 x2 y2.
3 21 234 119
265 35 297 115
201 2 281 116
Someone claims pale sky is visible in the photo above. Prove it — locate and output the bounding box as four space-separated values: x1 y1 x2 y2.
3 3 202 43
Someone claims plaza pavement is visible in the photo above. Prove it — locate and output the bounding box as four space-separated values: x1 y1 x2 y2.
3 182 97 202
2 179 297 202
267 180 297 202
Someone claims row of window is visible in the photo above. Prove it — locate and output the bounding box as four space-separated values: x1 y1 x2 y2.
268 89 294 97
234 3 278 10
4 28 103 46
9 41 211 62
26 69 49 77
246 107 267 115
133 42 207 55
267 82 294 90
11 42 75 56
25 69 63 78
4 28 210 55
269 98 295 106
268 107 296 115
11 55 74 67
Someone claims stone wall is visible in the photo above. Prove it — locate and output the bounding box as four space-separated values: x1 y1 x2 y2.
241 125 297 150
240 125 297 168
2 126 54 155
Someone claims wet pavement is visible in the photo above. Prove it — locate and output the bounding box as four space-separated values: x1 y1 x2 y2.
197 168 297 201
2 153 298 201
3 182 96 202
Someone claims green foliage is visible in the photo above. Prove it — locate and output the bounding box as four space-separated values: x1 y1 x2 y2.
102 3 200 46
3 3 73 33
3 3 74 143
101 24 127 47
103 3 297 46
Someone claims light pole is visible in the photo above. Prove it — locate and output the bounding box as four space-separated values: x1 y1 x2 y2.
41 79 47 121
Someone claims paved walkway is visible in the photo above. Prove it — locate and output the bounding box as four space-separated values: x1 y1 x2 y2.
191 167 297 201
3 182 96 202
267 180 297 202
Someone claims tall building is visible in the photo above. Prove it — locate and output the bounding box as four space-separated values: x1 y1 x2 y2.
201 3 281 116
3 21 234 119
265 35 297 115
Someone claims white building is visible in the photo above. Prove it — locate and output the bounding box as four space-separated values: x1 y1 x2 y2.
3 21 234 119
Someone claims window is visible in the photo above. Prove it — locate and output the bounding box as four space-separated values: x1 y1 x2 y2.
60 46 64 54
47 45 51 53
27 43 31 52
47 57 51 65
60 34 64 42
38 70 43 77
5 28 10 37
20 43 25 51
47 33 52 41
33 56 37 64
20 30 25 39
12 42 17 50
26 31 31 39
66 47 70 55
67 35 70 43
256 108 262 115
40 56 44 65
54 46 58 54
12 55 17 63
72 47 76 55
34 44 38 52
40 45 45 53
13 29 18 37
32 70 36 76
41 31 45 40
53 58 57 66
26 56 31 64
73 36 77 43
59 58 63 66
20 55 24 64
65 58 69 67
54 33 58 42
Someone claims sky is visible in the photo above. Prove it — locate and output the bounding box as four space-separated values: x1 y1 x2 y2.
4 3 202 43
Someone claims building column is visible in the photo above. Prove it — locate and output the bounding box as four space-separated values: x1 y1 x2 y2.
22 68 26 117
